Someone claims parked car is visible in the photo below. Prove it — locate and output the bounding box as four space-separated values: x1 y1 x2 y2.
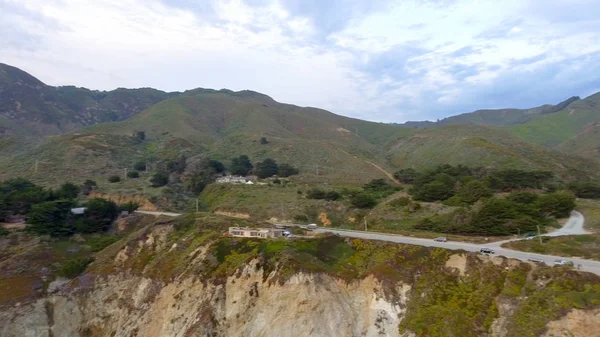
433 237 448 242
480 248 495 254
527 258 544 263
554 259 574 266
306 224 318 230
525 234 537 240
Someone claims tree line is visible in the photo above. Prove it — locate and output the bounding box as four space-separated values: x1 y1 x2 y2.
0 178 126 237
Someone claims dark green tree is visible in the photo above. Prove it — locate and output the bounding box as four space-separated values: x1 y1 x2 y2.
278 163 299 177
536 192 576 218
108 175 121 183
127 171 140 178
457 180 492 204
133 161 146 171
393 168 418 184
350 192 377 209
76 198 119 233
230 155 254 176
209 160 225 173
150 171 169 187
507 191 539 204
255 158 279 179
260 137 269 145
56 182 81 199
27 199 75 236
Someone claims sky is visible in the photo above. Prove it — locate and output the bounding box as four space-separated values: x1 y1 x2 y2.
2 0 600 123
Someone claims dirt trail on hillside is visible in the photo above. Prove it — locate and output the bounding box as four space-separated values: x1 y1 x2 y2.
337 148 400 184
366 161 400 184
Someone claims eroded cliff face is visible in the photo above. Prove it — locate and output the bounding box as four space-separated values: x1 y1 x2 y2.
2 268 409 337
2 220 600 337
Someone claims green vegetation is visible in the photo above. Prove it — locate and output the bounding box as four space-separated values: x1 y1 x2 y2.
133 161 147 171
416 191 576 236
568 181 600 199
126 171 140 178
108 175 121 183
503 235 600 261
230 155 254 176
306 188 341 201
255 158 279 179
28 199 77 236
58 257 94 278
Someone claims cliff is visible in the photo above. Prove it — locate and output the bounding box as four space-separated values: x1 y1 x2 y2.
1 214 600 337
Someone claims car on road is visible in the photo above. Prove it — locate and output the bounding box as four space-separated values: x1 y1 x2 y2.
306 224 318 230
480 248 495 254
525 234 537 240
527 258 544 263
433 237 448 242
554 259 574 266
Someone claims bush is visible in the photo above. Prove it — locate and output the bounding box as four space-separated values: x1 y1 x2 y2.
389 197 410 207
119 201 139 213
87 235 121 252
294 214 309 222
108 175 121 183
306 188 341 201
260 137 269 145
133 161 146 171
350 192 377 209
59 257 94 278
127 170 140 178
508 191 539 204
394 168 418 184
0 227 8 236
278 163 299 177
150 172 169 187
568 182 600 199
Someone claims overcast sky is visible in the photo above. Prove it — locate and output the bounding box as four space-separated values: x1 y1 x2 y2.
2 0 600 122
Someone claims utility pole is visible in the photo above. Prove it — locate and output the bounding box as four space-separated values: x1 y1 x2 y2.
364 216 368 232
124 168 128 180
537 225 542 245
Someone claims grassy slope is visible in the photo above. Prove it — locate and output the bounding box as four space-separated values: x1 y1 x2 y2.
510 93 600 148
383 124 599 179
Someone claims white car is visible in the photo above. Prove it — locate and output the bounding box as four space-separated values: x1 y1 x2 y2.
554 259 574 266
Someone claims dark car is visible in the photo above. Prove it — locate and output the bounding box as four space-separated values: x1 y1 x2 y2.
480 248 495 254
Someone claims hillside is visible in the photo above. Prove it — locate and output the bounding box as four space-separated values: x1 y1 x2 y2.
383 124 598 179
401 96 581 128
0 63 176 137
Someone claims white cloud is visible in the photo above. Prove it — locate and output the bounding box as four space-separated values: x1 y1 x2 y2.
1 0 600 122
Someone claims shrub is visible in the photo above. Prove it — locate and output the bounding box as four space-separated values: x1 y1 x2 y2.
350 192 377 209
508 191 539 204
59 257 94 278
230 155 253 176
150 172 169 187
389 197 410 207
294 214 309 222
306 188 341 201
119 201 139 213
394 168 418 184
127 171 140 178
278 163 299 177
133 161 146 171
87 235 121 252
536 191 576 218
260 137 269 145
568 182 600 199
457 180 492 204
82 180 97 195
108 175 121 183
0 227 8 236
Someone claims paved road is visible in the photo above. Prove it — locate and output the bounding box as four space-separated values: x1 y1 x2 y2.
135 210 600 275
315 227 600 275
134 210 182 217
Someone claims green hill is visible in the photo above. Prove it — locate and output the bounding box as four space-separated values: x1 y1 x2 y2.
2 64 599 188
0 63 177 137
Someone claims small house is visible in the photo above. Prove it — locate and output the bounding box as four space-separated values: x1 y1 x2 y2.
228 227 284 239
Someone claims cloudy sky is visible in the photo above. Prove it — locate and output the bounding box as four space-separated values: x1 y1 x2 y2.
2 0 600 122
